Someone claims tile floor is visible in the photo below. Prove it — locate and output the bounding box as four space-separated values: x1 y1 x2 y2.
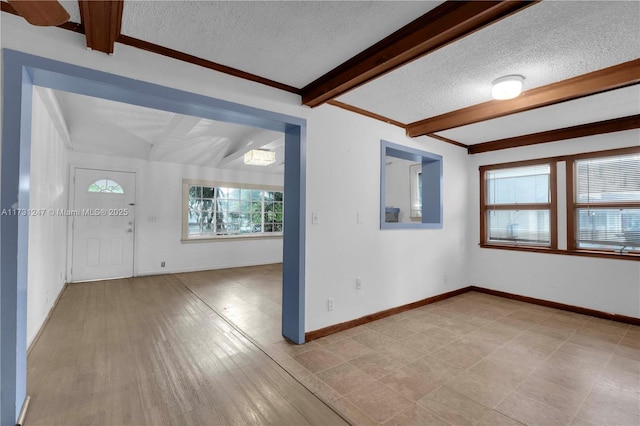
178 265 640 426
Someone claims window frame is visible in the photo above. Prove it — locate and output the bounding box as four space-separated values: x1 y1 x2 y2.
480 159 558 250
181 179 284 242
566 146 640 256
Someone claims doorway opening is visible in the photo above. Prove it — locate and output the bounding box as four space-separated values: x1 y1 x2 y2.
1 49 306 424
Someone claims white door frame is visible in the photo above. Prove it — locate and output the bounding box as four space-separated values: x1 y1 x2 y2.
67 164 140 282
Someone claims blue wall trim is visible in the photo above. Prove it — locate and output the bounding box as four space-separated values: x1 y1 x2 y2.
1 49 306 424
380 140 443 230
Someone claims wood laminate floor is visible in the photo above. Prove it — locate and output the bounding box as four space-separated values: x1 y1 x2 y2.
27 265 639 425
26 272 348 425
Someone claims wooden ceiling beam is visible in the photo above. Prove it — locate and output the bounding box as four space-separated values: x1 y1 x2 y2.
408 59 640 137
301 0 538 107
6 0 70 26
468 114 640 154
79 0 123 54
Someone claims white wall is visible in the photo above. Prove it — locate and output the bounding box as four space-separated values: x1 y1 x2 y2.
26 88 70 347
68 151 284 276
4 13 637 339
384 157 415 224
305 106 470 330
468 130 640 318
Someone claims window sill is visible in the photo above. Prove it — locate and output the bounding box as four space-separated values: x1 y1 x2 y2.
182 234 283 243
479 243 640 261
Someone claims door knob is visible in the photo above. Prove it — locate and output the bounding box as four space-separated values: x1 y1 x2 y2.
127 228 133 233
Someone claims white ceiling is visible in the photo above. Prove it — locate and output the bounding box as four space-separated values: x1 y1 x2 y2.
16 0 639 167
337 0 640 123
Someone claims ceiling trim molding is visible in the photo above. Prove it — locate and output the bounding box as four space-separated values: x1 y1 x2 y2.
407 59 640 137
301 0 538 107
0 4 299 95
425 133 468 149
327 100 405 128
468 114 640 154
79 0 124 54
327 101 468 149
116 35 301 95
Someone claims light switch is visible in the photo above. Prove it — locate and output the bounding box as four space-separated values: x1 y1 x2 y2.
312 211 319 225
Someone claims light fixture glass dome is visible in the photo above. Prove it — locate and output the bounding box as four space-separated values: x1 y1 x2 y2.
491 75 525 100
244 149 276 166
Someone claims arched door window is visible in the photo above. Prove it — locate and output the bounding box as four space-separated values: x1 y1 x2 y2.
87 179 124 194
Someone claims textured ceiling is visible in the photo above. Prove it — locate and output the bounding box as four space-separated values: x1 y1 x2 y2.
337 0 640 124
119 0 441 87
13 0 638 159
439 85 640 145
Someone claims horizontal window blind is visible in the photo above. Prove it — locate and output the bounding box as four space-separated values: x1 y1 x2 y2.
487 164 550 205
576 153 640 203
483 163 552 247
575 153 640 252
487 210 550 245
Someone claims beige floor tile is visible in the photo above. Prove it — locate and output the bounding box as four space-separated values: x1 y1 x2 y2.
293 347 343 373
588 379 640 415
468 321 524 345
383 404 450 426
516 374 588 416
316 362 376 395
349 351 403 379
374 322 419 341
379 366 441 401
567 330 621 353
345 381 413 424
575 387 640 425
476 409 525 425
431 316 481 335
399 327 460 354
496 391 574 425
378 341 425 365
616 335 640 361
331 398 378 426
352 329 397 349
531 359 601 394
607 353 640 376
469 356 531 390
557 341 613 366
418 386 491 426
407 354 464 385
431 335 501 368
444 370 513 408
324 337 373 361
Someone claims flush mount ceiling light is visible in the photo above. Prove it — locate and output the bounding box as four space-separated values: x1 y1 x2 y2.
244 149 276 166
491 75 525 100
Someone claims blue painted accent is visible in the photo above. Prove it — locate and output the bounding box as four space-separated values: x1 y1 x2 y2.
380 140 443 230
282 125 306 343
1 49 306 424
1 49 26 426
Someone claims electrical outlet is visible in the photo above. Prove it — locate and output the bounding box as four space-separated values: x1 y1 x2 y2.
356 277 363 290
161 261 166 267
327 298 334 311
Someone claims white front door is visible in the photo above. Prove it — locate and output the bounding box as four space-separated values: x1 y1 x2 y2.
71 168 136 282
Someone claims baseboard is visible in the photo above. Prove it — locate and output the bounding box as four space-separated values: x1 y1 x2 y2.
304 284 639 342
27 282 68 357
470 286 640 326
136 260 283 277
305 286 472 342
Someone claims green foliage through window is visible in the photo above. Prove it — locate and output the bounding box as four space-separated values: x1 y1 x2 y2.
187 184 283 238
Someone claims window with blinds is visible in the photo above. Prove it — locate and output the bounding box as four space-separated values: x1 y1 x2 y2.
481 163 554 247
573 152 640 253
